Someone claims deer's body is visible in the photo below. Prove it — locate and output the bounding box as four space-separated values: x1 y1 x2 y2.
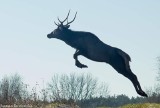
47 11 148 97
59 29 113 62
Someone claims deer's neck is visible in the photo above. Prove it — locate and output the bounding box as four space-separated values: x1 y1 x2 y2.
61 30 81 49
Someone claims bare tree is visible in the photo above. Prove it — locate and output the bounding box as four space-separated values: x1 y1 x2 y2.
68 73 78 100
59 74 70 99
21 84 30 105
1 76 9 104
48 73 101 102
156 57 160 81
75 73 86 100
0 73 28 104
48 74 60 101
9 73 24 103
39 80 49 105
83 74 97 99
155 56 160 94
97 82 109 98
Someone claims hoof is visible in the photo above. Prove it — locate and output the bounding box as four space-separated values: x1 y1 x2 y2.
80 64 88 68
142 92 148 97
138 91 148 97
76 61 88 68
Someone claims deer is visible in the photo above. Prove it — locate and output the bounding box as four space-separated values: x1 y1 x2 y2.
47 11 148 97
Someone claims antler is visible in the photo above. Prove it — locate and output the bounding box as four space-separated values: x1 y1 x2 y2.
54 21 59 26
54 10 77 26
58 10 70 24
66 12 77 25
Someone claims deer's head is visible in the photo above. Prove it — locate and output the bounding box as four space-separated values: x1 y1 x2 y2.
47 11 77 39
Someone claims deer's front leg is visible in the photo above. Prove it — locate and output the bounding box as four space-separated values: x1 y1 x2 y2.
73 50 88 68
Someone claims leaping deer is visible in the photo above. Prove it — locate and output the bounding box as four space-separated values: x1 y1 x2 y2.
47 11 148 97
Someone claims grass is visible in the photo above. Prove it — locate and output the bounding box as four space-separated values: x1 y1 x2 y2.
120 103 160 108
45 103 160 108
97 103 160 108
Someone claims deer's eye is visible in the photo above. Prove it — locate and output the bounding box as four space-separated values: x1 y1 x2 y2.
59 27 63 31
52 30 56 34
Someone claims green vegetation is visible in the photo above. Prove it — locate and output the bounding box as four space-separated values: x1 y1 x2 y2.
97 103 160 108
121 103 160 108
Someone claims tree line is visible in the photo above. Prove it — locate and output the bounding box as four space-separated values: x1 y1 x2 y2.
0 73 109 107
0 56 160 107
0 73 160 108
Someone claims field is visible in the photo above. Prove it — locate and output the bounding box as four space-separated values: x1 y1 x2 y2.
44 103 160 108
120 103 160 108
98 103 160 108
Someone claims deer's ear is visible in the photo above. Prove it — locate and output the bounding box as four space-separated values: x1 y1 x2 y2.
66 25 70 29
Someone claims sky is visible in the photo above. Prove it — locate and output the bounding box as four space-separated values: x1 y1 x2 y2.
0 0 160 97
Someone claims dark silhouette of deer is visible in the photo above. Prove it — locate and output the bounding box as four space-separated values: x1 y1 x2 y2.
47 11 148 97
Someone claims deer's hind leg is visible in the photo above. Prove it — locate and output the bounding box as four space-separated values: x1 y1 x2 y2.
109 56 148 97
122 69 148 97
73 50 88 68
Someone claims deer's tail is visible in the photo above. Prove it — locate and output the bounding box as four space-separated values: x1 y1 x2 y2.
116 48 131 71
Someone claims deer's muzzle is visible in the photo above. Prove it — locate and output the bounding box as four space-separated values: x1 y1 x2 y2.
47 34 53 39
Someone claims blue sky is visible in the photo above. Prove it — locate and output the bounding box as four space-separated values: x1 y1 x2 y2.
0 0 160 97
